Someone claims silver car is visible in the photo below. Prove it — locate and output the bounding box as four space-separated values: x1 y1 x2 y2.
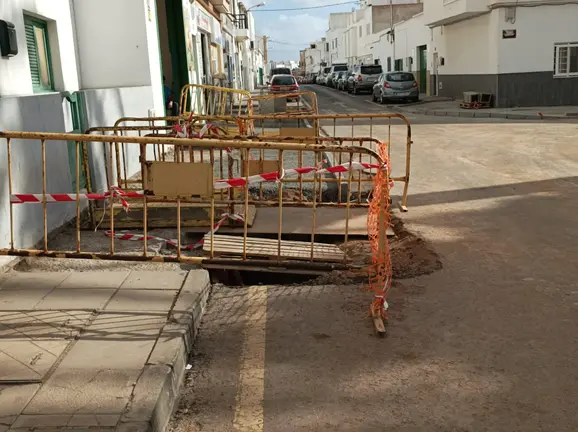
372 72 419 103
348 64 383 94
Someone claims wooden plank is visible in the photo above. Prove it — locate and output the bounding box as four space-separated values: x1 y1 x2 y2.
203 234 345 262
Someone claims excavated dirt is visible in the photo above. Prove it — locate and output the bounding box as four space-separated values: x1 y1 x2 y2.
312 216 442 286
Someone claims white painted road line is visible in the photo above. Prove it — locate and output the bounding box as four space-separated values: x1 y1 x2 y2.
233 286 268 432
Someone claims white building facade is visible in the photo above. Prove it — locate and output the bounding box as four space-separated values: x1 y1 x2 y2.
0 0 262 254
308 0 578 106
426 0 578 107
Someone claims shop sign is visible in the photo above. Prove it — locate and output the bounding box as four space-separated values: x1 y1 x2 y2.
211 16 223 46
197 6 211 32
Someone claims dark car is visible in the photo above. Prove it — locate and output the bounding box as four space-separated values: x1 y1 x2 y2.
268 67 292 83
348 64 383 94
372 72 419 103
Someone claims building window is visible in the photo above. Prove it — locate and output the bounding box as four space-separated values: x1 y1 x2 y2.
359 26 362 37
554 43 578 77
24 15 54 92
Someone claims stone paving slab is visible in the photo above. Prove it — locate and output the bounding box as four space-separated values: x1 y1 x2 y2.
0 269 211 431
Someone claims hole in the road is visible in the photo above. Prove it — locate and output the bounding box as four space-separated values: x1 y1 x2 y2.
207 220 443 287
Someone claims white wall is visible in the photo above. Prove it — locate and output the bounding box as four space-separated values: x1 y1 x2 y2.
0 0 79 97
356 7 374 63
392 12 429 72
72 0 152 89
0 95 79 251
496 4 578 74
82 86 157 193
431 13 498 75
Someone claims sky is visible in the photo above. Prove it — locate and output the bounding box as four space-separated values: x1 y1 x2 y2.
245 0 360 62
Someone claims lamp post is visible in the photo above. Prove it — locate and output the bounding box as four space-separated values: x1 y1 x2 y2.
247 2 265 11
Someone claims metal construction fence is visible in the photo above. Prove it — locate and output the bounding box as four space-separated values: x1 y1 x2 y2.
0 130 394 333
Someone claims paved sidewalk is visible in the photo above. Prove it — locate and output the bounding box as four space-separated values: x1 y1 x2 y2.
0 269 210 431
396 100 578 120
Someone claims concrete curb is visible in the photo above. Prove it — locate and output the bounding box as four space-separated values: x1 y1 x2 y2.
397 107 571 121
117 270 211 432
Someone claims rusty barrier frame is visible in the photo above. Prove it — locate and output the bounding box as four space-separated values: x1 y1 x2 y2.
251 91 319 115
83 112 411 210
179 84 253 117
0 131 388 276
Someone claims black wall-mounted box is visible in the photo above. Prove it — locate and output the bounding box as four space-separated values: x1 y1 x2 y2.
0 20 18 58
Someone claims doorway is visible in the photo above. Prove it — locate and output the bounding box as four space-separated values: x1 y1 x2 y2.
432 52 439 96
417 45 427 94
156 0 188 113
200 32 210 84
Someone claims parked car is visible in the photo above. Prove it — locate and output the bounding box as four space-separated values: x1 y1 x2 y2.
348 64 383 94
269 74 300 101
327 64 348 88
336 72 348 91
372 72 419 104
326 72 339 88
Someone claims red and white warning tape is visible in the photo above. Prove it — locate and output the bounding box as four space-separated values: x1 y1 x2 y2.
105 213 245 250
214 161 385 190
10 186 139 211
11 161 388 204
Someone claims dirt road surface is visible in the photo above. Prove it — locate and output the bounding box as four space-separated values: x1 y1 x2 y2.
168 96 578 431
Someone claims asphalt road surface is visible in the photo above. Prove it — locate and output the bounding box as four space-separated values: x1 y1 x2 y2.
169 88 578 432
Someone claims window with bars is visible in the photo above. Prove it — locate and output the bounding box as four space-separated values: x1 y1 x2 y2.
24 15 54 92
554 43 578 77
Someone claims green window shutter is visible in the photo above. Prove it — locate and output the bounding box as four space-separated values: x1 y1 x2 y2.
23 16 53 92
24 20 41 89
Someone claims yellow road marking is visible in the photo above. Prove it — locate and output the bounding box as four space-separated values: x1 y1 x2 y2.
233 286 267 432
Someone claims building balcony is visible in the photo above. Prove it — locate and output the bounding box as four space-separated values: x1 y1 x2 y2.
424 0 489 27
234 14 250 41
209 0 231 14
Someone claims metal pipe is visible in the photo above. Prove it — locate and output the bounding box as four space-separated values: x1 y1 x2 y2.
41 140 48 252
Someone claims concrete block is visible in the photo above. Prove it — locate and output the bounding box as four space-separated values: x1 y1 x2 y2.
258 99 275 114
474 112 491 118
491 113 508 119
0 287 55 310
82 312 166 340
506 113 529 120
24 368 139 415
0 340 70 382
149 270 210 367
34 288 116 310
459 111 475 118
58 271 130 289
116 422 150 432
120 365 176 432
0 272 70 291
60 335 159 371
0 384 40 425
119 271 187 291
12 414 72 428
68 413 120 427
105 289 178 312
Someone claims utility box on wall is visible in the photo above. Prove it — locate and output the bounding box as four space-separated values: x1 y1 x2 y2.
0 20 18 58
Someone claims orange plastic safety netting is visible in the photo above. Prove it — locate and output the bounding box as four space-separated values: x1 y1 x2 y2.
367 139 393 321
